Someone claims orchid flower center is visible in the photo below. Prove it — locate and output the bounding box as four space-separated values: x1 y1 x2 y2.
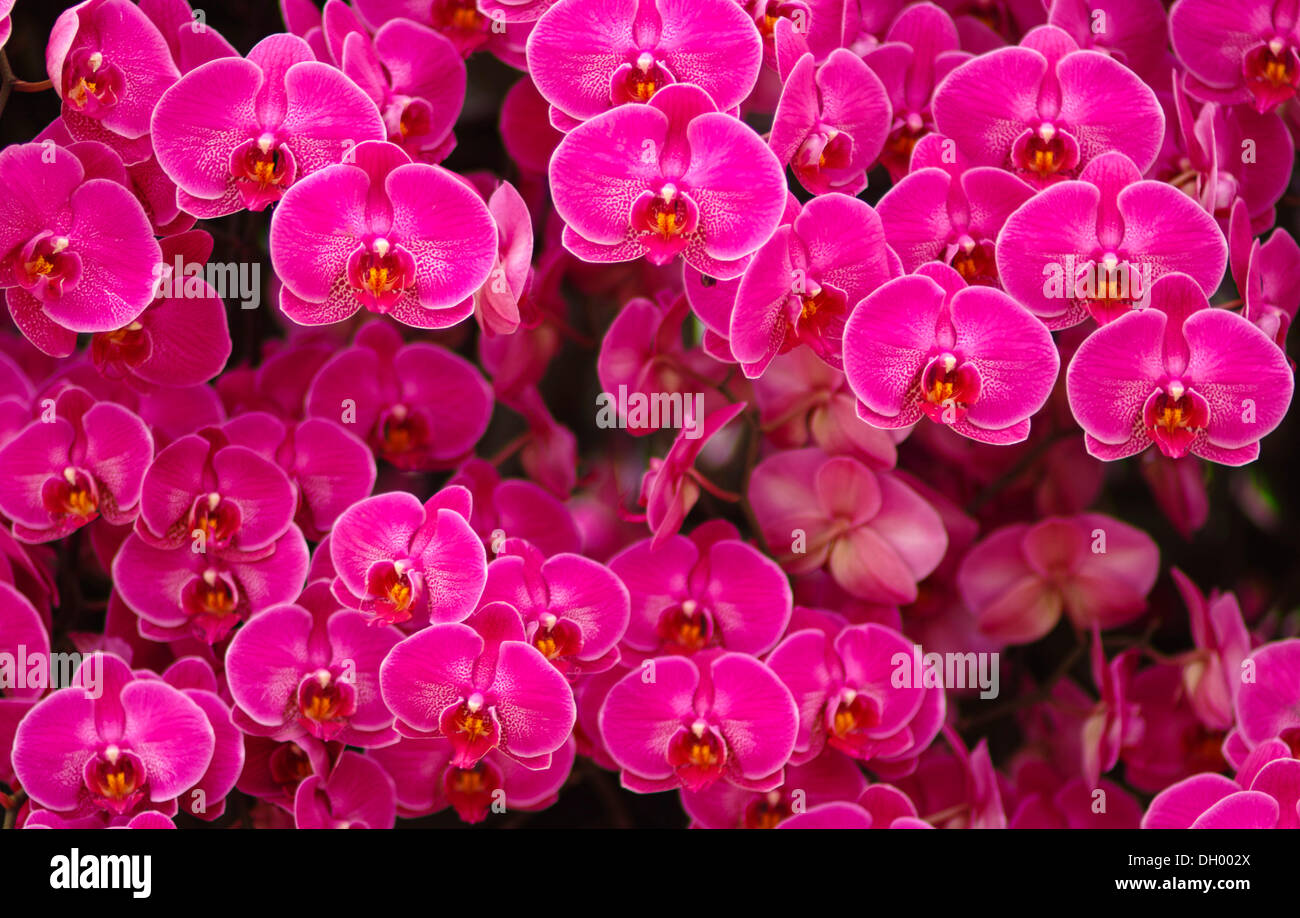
439 692 501 768
365 559 419 624
181 569 241 642
65 49 120 113
919 352 980 424
795 128 852 176
434 0 483 32
268 743 313 789
15 234 80 299
630 184 700 264
624 52 668 102
1012 122 1079 181
532 614 583 661
1079 254 1146 323
886 125 923 160
1247 41 1299 88
376 403 430 462
1143 382 1209 458
826 687 883 753
189 491 242 550
42 467 99 520
1243 40 1300 109
656 599 713 652
1024 133 1066 177
454 706 493 741
241 139 287 187
296 669 357 740
91 321 150 374
667 719 727 790
347 238 417 311
85 745 146 815
779 281 848 362
949 239 998 285
443 759 503 823
641 184 690 240
743 790 793 829
390 97 433 143
231 135 296 210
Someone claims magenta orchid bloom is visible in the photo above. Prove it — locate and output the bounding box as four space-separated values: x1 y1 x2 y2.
769 45 891 196
932 25 1164 185
110 423 309 642
216 411 376 542
729 193 896 377
1143 738 1300 828
597 294 731 434
90 231 232 390
609 523 792 660
329 487 487 628
749 447 948 605
1233 207 1300 352
304 322 492 471
599 649 797 792
863 2 970 181
227 582 402 748
1234 639 1300 752
13 653 214 820
154 657 246 822
448 458 583 558
0 142 162 355
957 513 1159 644
351 0 534 66
294 749 396 829
47 0 180 162
379 602 576 769
1171 0 1300 112
844 263 1059 445
150 32 385 217
372 736 575 823
997 152 1228 328
876 135 1035 286
766 623 945 776
270 140 497 328
751 348 900 469
527 0 761 125
639 401 746 545
1170 76 1293 235
0 385 152 542
549 83 786 279
113 525 310 645
1047 0 1171 85
1066 272 1294 465
680 749 869 829
1171 568 1251 732
340 19 465 163
480 538 630 677
473 181 533 336
132 425 297 555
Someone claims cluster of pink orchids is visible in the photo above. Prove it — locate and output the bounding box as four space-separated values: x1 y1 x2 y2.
0 0 1298 830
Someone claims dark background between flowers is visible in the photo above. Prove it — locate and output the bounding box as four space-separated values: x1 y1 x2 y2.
2 0 1298 828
